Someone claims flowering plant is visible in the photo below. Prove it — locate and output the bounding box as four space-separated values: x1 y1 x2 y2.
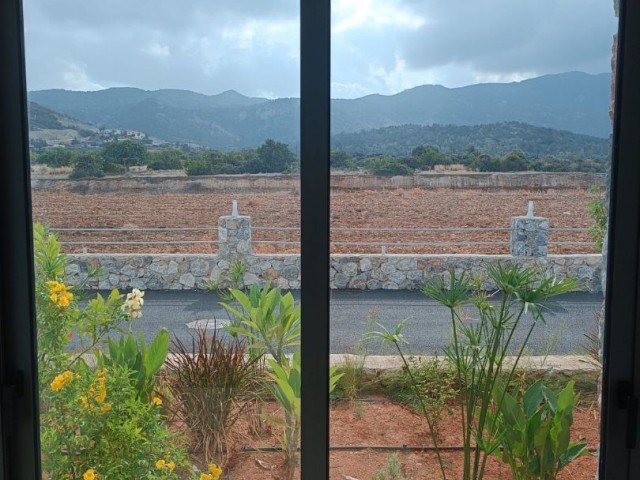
34 224 189 478
41 363 187 479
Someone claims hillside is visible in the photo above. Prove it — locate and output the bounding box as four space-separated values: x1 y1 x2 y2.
28 72 612 150
332 122 610 158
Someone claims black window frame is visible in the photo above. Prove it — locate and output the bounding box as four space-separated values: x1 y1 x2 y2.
1 0 640 478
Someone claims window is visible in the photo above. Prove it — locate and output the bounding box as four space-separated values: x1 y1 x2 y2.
1 0 639 478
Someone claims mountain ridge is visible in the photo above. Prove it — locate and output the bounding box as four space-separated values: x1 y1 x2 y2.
29 71 612 150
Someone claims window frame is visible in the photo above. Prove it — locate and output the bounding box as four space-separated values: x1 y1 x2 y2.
2 0 640 478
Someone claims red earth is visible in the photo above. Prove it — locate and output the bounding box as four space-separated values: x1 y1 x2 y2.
31 187 601 255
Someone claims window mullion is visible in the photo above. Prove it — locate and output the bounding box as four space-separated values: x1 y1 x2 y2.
0 0 42 479
600 0 640 476
300 0 331 479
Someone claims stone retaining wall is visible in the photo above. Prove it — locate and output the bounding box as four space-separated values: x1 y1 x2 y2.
33 172 605 195
65 253 602 293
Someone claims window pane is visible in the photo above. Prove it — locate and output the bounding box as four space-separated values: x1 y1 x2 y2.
25 1 304 478
330 1 616 479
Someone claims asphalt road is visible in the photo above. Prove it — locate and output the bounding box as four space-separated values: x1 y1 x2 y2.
79 289 604 355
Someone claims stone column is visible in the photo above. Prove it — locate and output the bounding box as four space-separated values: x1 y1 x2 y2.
218 202 252 260
510 201 549 257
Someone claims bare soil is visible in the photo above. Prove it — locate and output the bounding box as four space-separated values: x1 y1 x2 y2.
31 188 600 255
215 397 599 480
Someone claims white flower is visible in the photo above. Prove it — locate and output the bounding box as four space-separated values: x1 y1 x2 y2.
122 289 145 318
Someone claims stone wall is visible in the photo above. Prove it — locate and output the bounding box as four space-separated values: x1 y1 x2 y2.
65 252 602 293
33 172 605 195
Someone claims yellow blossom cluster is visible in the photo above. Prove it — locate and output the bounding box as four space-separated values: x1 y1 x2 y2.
200 463 223 480
80 369 112 414
83 468 97 480
46 280 74 308
121 288 144 318
155 458 176 472
50 371 75 392
152 396 163 406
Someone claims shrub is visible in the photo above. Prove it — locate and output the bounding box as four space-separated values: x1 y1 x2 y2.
147 149 186 170
34 224 190 478
489 380 588 479
69 153 105 179
382 356 457 439
104 162 126 174
97 329 170 403
587 185 607 250
371 454 406 480
41 363 188 479
33 147 78 167
366 156 413 176
165 328 262 464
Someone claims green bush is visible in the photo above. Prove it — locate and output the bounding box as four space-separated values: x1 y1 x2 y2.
42 364 187 479
489 380 588 479
34 225 190 479
366 156 413 176
147 149 186 170
69 153 105 179
588 185 607 250
104 162 126 174
33 148 78 167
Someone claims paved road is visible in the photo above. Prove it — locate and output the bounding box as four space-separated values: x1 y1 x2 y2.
83 289 603 355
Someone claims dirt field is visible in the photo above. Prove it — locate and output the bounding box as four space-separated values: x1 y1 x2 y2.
30 187 601 255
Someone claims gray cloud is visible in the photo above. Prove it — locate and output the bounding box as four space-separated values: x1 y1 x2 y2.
399 0 617 80
23 0 616 98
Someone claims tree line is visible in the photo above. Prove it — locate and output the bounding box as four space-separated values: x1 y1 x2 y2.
32 139 606 178
31 139 297 178
332 145 607 175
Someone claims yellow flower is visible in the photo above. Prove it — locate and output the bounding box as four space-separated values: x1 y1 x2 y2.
83 469 97 480
200 474 213 480
99 402 112 413
46 281 73 308
167 461 175 472
50 371 74 392
152 396 162 406
94 375 107 403
155 459 166 470
208 463 223 479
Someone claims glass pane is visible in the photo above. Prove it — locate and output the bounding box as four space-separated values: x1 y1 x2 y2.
25 1 303 478
330 1 616 479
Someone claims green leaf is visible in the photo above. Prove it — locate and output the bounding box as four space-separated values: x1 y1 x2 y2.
523 380 544 417
145 329 169 375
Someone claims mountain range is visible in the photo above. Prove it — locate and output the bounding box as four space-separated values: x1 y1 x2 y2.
28 71 612 151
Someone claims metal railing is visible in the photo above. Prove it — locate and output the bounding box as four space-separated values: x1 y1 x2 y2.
49 225 598 255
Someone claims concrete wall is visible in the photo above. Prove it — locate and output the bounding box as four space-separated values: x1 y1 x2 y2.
65 252 602 293
33 172 605 195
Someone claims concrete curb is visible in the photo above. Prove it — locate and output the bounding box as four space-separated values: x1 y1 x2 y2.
329 354 599 376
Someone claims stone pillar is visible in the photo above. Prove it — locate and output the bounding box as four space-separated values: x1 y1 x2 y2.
218 202 252 260
510 201 548 257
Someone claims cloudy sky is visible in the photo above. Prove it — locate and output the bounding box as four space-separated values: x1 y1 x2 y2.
23 0 618 99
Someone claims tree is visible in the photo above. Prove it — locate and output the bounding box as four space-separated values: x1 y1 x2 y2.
330 150 355 170
102 140 148 171
254 139 296 173
366 156 413 176
410 145 449 170
69 152 105 179
147 148 186 170
500 150 527 171
33 148 78 167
